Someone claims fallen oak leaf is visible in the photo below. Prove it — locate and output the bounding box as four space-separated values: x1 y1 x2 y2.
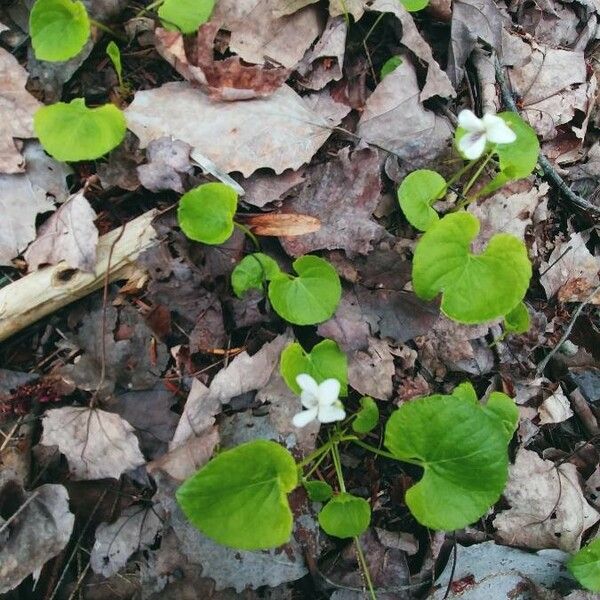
155 24 290 101
40 406 146 480
237 213 321 236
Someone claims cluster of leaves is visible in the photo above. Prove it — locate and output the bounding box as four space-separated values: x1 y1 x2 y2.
398 112 539 327
176 371 518 549
29 0 215 163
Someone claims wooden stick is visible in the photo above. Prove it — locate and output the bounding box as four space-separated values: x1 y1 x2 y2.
0 209 159 343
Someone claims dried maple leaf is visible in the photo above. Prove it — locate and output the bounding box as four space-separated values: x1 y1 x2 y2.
0 48 42 173
155 24 290 101
24 191 98 272
40 406 146 480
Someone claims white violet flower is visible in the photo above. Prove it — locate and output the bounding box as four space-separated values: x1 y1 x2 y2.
292 374 346 428
457 109 517 160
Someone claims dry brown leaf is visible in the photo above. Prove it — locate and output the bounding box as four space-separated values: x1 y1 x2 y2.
137 136 192 193
40 407 146 480
238 168 306 208
90 505 163 577
155 24 289 101
280 147 385 257
0 47 42 173
356 58 452 170
540 232 600 304
493 449 600 552
537 386 574 425
0 482 75 593
348 337 395 400
240 212 321 236
296 16 346 91
211 0 323 69
24 191 98 272
329 0 369 20
126 82 337 177
368 0 455 100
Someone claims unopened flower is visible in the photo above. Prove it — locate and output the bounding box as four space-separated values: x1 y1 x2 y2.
292 374 346 428
457 109 517 160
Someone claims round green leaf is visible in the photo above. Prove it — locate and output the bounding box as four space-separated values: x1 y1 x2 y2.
231 253 280 298
412 212 532 324
30 0 90 62
280 339 347 396
451 381 478 404
34 99 126 162
569 538 600 592
158 0 215 33
268 255 342 325
503 301 530 334
381 56 403 79
384 394 511 531
177 183 238 245
401 0 429 11
397 169 446 231
318 493 371 538
352 396 379 434
483 392 519 442
176 439 298 550
495 112 540 180
303 479 333 502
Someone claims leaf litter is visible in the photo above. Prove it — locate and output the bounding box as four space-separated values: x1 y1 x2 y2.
1 0 600 597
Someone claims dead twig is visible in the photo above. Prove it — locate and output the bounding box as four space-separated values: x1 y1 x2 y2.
493 54 600 219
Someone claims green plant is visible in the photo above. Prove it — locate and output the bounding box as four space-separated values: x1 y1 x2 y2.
30 0 90 61
318 493 371 538
380 55 403 79
34 98 126 161
231 253 280 297
177 183 238 245
106 41 123 88
352 396 379 434
569 538 600 592
158 0 215 33
399 110 539 326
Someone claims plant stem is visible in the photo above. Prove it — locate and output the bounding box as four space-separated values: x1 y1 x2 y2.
445 158 479 190
352 439 421 466
233 221 260 250
330 441 346 492
89 19 126 41
303 451 329 479
135 0 164 17
460 151 494 200
296 441 332 470
354 535 377 600
363 13 384 44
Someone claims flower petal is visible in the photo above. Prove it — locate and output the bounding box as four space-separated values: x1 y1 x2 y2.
458 109 485 133
458 131 486 160
296 373 319 396
318 403 346 424
300 389 319 409
293 407 318 428
317 378 341 406
482 114 517 144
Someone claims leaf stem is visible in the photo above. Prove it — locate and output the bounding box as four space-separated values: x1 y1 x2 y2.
330 441 346 493
460 151 495 200
445 158 479 190
352 439 421 466
89 19 127 41
233 221 260 250
354 535 377 600
296 441 332 470
135 0 164 17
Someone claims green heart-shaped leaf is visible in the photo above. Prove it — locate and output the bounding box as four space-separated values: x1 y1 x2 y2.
503 301 530 334
569 538 600 592
177 183 238 245
30 0 90 62
385 393 513 530
397 169 446 231
400 0 429 11
412 212 531 323
231 253 280 298
303 479 333 502
318 493 371 538
352 396 379 434
158 0 215 33
268 255 341 325
280 339 347 396
34 99 126 161
177 440 298 550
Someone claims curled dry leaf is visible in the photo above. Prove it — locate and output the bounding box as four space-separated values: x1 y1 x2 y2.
24 191 98 273
348 336 395 400
137 136 193 193
90 504 164 577
126 82 337 177
0 47 42 173
155 24 289 101
493 449 600 552
40 407 146 480
238 212 321 237
0 483 75 593
540 232 600 304
212 0 322 69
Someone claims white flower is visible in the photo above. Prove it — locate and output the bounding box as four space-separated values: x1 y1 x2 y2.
292 374 346 428
457 109 517 160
